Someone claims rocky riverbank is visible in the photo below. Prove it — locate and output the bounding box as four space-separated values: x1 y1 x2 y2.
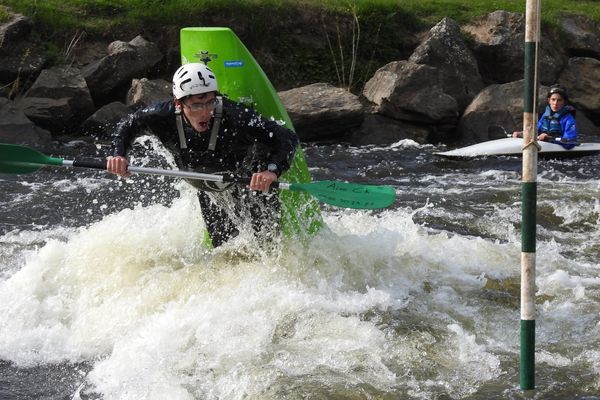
1 8 600 150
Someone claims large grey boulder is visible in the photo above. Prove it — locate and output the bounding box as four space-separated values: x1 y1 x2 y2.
0 98 51 146
363 60 458 127
16 66 95 133
80 101 132 140
351 114 433 145
572 111 600 142
559 57 600 123
458 81 526 144
560 15 600 58
0 12 32 49
409 17 483 112
462 10 566 85
0 41 46 86
279 83 364 141
125 78 171 108
82 35 163 105
0 11 46 92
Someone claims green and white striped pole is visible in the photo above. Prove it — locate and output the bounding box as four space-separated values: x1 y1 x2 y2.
520 0 542 391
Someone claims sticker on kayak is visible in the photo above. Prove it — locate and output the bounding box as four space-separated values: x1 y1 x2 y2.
195 50 218 64
224 60 244 67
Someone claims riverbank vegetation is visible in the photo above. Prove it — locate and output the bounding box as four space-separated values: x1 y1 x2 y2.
2 0 599 32
0 0 598 91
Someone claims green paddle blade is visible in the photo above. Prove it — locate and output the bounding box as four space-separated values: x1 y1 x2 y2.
288 180 396 209
0 143 64 174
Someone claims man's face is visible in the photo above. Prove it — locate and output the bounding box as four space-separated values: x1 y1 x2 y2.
180 92 217 132
548 93 565 112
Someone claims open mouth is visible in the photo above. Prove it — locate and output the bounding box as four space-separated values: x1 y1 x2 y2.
196 120 210 131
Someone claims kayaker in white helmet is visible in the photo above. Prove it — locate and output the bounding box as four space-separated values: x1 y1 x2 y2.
106 63 299 247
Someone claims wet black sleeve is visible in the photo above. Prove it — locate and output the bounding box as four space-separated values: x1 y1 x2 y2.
112 101 175 156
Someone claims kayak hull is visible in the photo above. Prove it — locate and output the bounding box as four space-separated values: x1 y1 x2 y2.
435 138 600 159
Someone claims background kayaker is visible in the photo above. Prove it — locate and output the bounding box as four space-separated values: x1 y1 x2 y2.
512 84 578 148
106 62 300 247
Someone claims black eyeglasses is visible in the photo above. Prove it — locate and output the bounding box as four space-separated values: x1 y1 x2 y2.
182 97 218 111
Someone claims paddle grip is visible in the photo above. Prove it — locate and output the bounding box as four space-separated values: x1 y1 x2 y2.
72 159 108 171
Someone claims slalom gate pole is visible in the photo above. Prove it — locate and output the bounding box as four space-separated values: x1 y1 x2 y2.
520 0 542 391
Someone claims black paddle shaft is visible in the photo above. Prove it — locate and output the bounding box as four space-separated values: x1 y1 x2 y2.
72 159 107 170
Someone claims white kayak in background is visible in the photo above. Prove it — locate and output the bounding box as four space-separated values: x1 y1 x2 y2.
435 137 600 159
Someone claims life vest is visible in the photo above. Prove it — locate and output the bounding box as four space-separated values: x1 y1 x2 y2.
539 105 574 136
174 96 233 192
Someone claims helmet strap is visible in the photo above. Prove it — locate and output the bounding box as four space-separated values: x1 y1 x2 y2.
175 104 188 149
208 96 223 151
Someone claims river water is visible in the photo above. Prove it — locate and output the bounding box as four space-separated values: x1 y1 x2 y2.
1 135 600 399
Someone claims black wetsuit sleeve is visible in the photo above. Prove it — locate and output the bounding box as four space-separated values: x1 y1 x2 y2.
112 101 175 156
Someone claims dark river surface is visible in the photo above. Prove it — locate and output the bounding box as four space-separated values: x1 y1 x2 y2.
1 134 600 399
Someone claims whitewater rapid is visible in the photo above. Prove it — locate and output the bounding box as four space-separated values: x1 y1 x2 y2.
1 138 600 399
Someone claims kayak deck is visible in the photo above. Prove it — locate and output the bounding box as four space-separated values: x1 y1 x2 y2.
435 138 600 159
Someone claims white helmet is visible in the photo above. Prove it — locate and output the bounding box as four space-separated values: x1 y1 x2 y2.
172 63 218 99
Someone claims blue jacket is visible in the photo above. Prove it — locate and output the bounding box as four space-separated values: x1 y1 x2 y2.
537 104 578 149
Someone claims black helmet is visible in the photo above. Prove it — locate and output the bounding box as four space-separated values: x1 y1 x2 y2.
547 84 569 101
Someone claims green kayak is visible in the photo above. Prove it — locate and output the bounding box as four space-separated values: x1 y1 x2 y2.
179 27 323 242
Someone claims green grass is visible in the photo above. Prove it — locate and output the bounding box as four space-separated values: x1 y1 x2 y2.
1 0 598 35
0 5 10 22
0 0 596 91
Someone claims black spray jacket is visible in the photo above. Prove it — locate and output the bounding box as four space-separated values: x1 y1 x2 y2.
112 97 299 178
